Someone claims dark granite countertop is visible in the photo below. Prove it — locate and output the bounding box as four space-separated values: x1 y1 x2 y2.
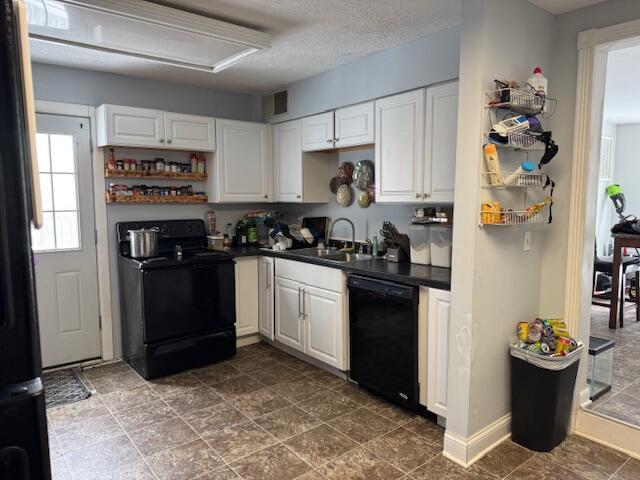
226 245 451 290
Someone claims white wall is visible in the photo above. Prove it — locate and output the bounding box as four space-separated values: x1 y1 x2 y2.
266 26 460 121
447 0 553 459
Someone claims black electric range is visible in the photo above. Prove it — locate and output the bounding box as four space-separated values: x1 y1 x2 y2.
117 219 236 379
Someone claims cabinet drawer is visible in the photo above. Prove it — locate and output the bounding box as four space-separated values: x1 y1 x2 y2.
274 258 344 293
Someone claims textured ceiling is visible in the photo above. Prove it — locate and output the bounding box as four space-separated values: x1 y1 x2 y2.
29 0 461 94
604 45 640 124
527 0 608 15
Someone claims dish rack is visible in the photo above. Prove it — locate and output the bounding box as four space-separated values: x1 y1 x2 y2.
480 204 549 226
485 131 546 151
481 171 546 188
485 88 545 115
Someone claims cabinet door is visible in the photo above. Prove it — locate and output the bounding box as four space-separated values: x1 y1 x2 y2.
274 277 304 352
427 288 451 417
258 257 274 340
424 81 458 203
335 102 374 148
274 120 303 202
164 112 215 151
216 119 271 202
375 89 425 202
302 112 334 151
304 285 344 370
235 257 259 337
99 105 165 148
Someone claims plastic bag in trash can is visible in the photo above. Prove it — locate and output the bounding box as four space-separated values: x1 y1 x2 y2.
509 338 583 371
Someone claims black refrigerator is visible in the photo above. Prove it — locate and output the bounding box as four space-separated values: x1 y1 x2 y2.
0 0 51 479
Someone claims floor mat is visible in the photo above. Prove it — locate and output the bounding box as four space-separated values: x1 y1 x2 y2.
42 368 91 408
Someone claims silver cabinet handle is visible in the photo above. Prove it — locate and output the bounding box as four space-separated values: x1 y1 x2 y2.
302 288 307 318
415 193 421 199
167 139 172 144
298 286 302 317
159 138 165 144
335 138 339 142
327 139 332 143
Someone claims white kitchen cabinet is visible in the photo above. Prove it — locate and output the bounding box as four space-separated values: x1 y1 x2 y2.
164 112 215 151
302 112 334 151
375 89 425 202
258 257 274 340
304 285 344 369
211 119 272 202
235 257 259 337
97 105 165 148
424 81 458 203
274 276 305 351
274 120 332 203
427 288 451 418
334 101 374 148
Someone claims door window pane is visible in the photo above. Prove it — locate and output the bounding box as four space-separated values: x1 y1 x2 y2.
31 132 81 252
54 212 80 249
52 174 77 211
31 212 55 251
49 134 75 173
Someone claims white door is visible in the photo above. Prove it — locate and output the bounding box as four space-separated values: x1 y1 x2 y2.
258 257 274 340
302 112 334 151
334 101 374 148
304 285 343 369
164 112 215 151
216 119 271 202
424 81 458 203
427 288 451 417
274 120 303 202
31 114 101 367
98 105 165 148
375 89 425 202
274 277 304 352
235 257 259 337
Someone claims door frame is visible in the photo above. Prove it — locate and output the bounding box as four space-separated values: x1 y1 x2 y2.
35 100 114 362
564 18 640 457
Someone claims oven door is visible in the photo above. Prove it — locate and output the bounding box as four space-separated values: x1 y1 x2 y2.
142 260 235 343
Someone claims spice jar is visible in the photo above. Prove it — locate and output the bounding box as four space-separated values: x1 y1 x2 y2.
197 156 206 174
155 158 165 172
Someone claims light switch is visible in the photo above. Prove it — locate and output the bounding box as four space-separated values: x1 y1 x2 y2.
523 231 531 251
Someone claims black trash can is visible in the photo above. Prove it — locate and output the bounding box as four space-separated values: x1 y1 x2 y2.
510 343 583 452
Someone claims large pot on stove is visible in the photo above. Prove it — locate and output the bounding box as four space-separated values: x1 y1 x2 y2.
127 227 159 258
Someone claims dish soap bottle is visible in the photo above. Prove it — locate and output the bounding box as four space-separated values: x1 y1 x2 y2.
372 235 379 257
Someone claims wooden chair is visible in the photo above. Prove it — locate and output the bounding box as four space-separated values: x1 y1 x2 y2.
593 246 640 322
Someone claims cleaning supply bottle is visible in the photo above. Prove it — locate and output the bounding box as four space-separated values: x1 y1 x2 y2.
483 143 503 186
527 67 548 97
504 161 536 186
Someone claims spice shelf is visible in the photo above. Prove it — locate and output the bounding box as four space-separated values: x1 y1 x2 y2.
105 170 207 180
481 171 546 189
106 194 208 204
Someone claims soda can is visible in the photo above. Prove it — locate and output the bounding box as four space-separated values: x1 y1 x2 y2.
517 322 529 342
540 343 550 354
527 320 543 343
555 337 572 354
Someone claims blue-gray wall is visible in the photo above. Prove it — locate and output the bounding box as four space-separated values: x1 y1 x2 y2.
268 25 460 121
32 63 260 121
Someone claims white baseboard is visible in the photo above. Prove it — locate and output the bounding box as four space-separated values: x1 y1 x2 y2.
575 408 640 459
443 414 511 467
237 334 262 347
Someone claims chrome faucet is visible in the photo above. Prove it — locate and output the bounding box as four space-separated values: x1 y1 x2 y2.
328 217 355 252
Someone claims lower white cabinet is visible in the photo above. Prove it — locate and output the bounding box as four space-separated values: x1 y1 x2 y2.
273 259 346 370
235 257 259 337
258 257 274 340
427 288 451 417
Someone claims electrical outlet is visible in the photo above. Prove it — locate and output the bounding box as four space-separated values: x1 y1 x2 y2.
523 231 531 251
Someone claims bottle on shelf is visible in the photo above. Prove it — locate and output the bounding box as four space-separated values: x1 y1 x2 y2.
107 148 116 171
190 153 198 174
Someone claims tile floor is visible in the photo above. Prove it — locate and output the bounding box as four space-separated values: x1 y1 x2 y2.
46 342 639 480
588 305 640 427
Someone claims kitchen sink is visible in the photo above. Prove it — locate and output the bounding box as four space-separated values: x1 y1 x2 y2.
291 248 378 263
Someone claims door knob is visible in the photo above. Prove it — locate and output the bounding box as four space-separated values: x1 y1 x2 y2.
327 139 332 143
167 139 172 144
159 138 164 143
415 193 421 199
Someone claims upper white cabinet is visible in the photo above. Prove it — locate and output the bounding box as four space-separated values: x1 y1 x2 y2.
96 105 215 151
427 288 451 418
235 257 259 337
274 120 331 203
211 119 272 203
302 112 334 151
334 101 374 148
374 82 458 203
97 105 165 148
164 112 215 151
375 89 425 202
424 81 458 203
258 257 275 340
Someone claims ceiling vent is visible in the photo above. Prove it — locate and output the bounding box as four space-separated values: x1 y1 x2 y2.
262 90 288 118
25 0 271 73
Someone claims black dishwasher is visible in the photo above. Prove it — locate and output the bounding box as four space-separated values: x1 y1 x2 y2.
348 275 419 410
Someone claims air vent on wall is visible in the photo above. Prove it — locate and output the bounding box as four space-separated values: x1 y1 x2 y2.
262 90 288 117
599 136 613 180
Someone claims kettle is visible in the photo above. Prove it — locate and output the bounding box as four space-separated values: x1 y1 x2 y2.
127 227 159 258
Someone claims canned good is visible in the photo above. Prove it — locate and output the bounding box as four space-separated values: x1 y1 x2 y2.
555 337 572 354
517 322 529 342
527 320 543 343
155 158 165 172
